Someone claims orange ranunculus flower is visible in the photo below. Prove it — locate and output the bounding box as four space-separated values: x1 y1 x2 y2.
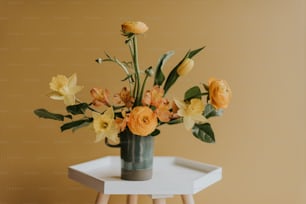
90 88 111 107
127 106 158 136
121 21 148 34
176 58 194 76
208 78 232 109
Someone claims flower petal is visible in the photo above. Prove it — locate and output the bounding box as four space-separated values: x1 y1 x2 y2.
63 94 75 106
94 132 105 143
183 116 195 130
174 99 186 110
191 114 207 123
48 91 64 100
68 73 77 87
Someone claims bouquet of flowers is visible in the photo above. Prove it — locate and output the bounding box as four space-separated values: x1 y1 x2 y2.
34 21 232 145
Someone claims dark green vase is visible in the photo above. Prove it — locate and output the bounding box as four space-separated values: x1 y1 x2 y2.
119 128 154 181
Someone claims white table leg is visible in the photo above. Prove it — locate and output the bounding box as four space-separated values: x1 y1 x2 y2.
153 198 166 204
181 195 195 204
127 195 138 204
95 193 110 204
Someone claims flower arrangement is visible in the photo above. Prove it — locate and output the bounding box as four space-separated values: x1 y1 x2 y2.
34 21 232 145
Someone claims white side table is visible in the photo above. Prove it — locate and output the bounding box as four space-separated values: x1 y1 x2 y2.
68 156 222 204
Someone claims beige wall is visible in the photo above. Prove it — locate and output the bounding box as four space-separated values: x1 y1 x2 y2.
0 0 305 203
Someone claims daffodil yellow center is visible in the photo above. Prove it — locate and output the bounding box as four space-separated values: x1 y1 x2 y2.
100 121 109 129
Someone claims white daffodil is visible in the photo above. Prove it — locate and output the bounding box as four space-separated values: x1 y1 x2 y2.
92 107 120 143
174 98 207 130
48 73 83 105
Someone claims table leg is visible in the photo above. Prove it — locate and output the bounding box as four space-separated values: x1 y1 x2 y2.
95 193 110 204
127 195 138 204
181 195 195 204
153 198 166 204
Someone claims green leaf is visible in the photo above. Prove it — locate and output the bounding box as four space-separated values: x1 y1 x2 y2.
184 86 202 101
187 46 205 59
167 118 183 125
66 103 89 115
72 120 92 132
34 109 71 121
163 67 180 94
163 47 205 95
154 50 175 86
151 129 160 136
204 104 223 118
121 74 134 82
60 118 93 132
192 123 215 143
202 83 209 91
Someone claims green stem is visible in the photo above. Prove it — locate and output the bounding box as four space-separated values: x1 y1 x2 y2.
139 74 149 105
128 37 137 98
103 57 133 92
131 35 141 106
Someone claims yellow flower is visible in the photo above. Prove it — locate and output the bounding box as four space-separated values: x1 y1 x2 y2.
174 98 206 130
208 78 232 109
92 107 120 143
48 73 83 105
176 58 194 76
121 21 149 34
127 106 158 136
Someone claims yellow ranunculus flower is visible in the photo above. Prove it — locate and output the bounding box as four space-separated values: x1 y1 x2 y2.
48 73 83 105
92 107 120 143
121 21 149 34
127 106 158 136
174 98 207 130
176 58 194 76
208 78 232 109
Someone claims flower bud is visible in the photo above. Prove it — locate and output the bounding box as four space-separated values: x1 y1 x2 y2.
96 58 103 64
176 58 194 76
121 21 149 34
145 67 154 76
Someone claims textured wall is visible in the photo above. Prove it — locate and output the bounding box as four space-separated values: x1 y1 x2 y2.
0 1 305 204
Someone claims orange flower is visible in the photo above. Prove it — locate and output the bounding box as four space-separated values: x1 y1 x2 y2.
208 78 232 109
141 90 151 106
150 86 164 107
155 102 171 122
90 88 111 107
142 86 164 107
121 21 148 34
114 87 134 108
115 110 128 132
127 106 158 136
